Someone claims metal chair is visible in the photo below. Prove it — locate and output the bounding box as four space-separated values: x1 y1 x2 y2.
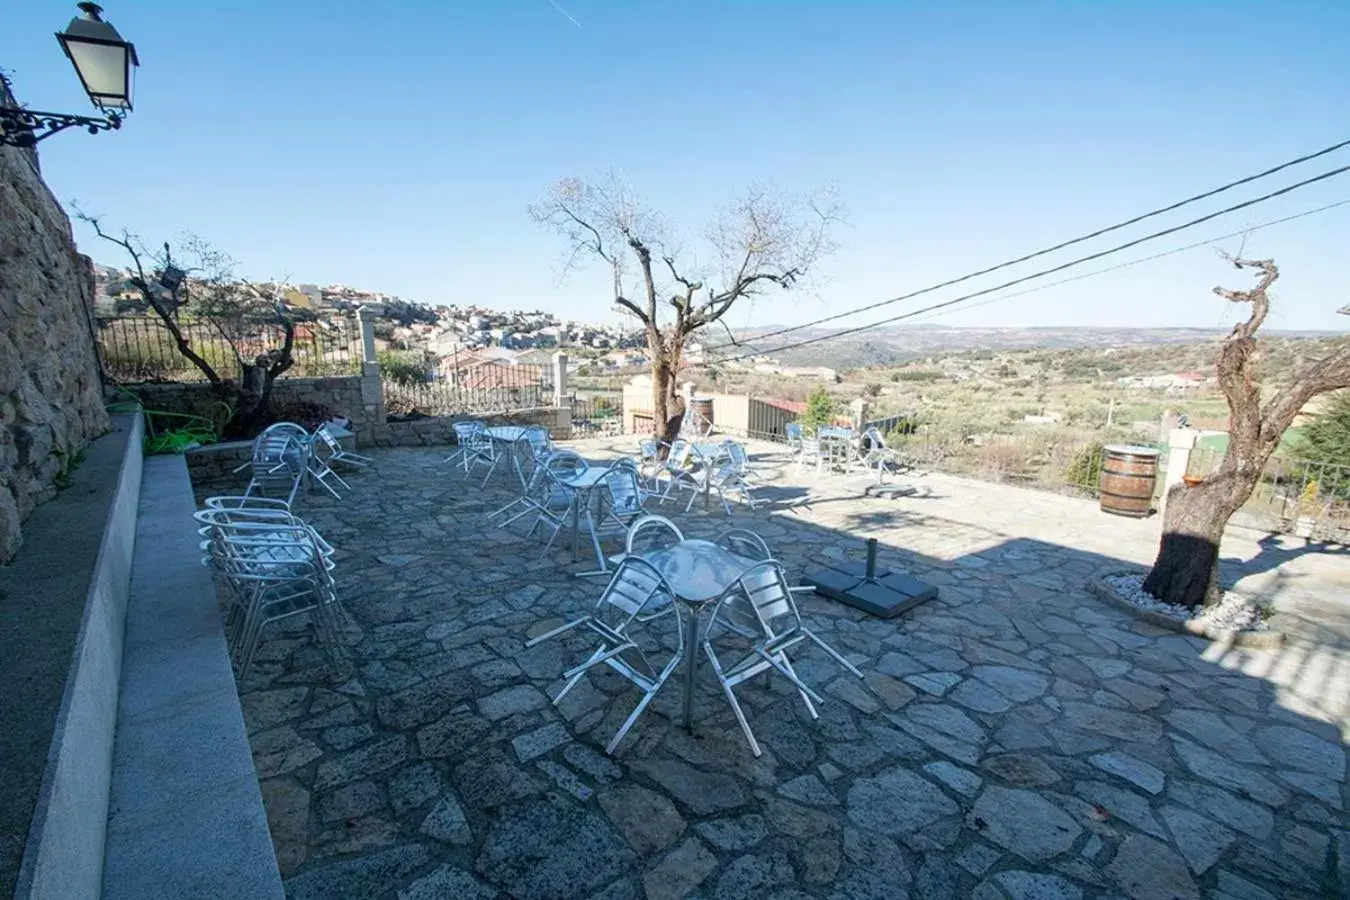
315 425 373 469
526 450 588 557
195 507 346 680
445 421 494 475
784 422 804 455
527 557 683 754
796 437 825 474
853 426 902 483
702 560 864 757
243 433 304 507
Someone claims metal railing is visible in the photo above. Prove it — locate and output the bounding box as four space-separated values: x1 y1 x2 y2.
570 392 624 436
384 364 552 416
96 314 362 382
1186 447 1350 541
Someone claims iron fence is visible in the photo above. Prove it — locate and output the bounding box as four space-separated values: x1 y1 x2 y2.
384 365 552 417
96 314 362 383
882 425 1159 500
1186 446 1350 541
570 392 624 436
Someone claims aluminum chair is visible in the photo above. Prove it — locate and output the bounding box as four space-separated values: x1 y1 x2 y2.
853 427 904 482
244 433 304 507
796 437 825 474
196 508 346 680
702 560 864 757
315 425 374 469
526 557 683 754
636 439 664 494
526 450 588 557
444 421 494 475
784 422 804 455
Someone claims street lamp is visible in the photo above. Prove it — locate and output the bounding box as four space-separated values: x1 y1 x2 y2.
1 3 139 148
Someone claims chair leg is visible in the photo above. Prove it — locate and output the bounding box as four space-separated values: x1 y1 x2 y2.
778 653 820 719
703 642 761 757
803 628 865 678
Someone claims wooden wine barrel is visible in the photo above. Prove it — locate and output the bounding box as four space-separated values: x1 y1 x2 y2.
690 397 715 429
1099 445 1159 518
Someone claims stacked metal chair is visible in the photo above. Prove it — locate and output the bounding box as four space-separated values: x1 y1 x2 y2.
195 496 348 680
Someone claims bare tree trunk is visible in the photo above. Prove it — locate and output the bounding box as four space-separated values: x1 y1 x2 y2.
1143 442 1276 608
651 354 685 448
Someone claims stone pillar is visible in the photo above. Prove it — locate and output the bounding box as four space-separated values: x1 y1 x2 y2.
1161 428 1197 514
357 307 377 365
682 381 696 406
850 398 870 431
552 352 568 408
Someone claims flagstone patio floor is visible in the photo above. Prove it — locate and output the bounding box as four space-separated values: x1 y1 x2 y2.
196 441 1350 900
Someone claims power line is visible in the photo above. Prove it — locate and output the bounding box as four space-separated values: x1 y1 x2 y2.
712 164 1350 363
708 137 1350 353
896 198 1350 326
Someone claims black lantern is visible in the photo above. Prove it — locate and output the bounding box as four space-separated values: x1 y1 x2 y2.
56 3 139 111
0 3 140 147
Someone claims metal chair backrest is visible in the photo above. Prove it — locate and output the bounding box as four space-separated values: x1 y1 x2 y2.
545 449 588 479
261 422 310 440
602 460 644 516
800 437 822 457
625 514 684 555
735 561 798 635
315 425 344 453
453 420 486 446
600 557 669 619
784 422 803 444
715 528 770 562
205 495 292 512
862 427 886 452
638 439 659 461
524 426 552 458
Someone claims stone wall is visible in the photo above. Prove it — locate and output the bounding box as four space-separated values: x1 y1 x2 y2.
372 407 573 447
0 139 110 563
130 374 380 441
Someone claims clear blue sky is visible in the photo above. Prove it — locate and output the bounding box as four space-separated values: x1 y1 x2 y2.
7 1 1349 334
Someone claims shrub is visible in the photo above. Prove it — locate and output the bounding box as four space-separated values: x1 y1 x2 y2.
378 350 429 386
1297 391 1350 498
799 386 837 436
891 370 943 383
1064 442 1105 490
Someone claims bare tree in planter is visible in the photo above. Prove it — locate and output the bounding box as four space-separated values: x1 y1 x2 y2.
530 175 842 447
1143 257 1350 608
79 213 298 436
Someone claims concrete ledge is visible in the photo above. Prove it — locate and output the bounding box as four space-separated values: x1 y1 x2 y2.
101 455 283 899
10 413 144 900
1088 575 1286 649
183 426 356 481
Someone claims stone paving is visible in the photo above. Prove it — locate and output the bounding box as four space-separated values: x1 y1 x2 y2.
197 442 1350 900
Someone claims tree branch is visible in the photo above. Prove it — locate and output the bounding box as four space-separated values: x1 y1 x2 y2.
1260 341 1350 442
77 210 225 386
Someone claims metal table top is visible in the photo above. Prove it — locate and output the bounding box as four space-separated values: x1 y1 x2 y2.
484 425 530 442
641 539 756 603
556 468 607 489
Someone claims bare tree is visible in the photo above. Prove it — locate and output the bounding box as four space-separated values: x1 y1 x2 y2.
1143 257 1350 608
78 212 298 436
529 175 842 446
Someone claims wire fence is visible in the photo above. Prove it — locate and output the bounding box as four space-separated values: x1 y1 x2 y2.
1186 446 1350 541
384 364 553 417
96 315 362 383
570 392 625 436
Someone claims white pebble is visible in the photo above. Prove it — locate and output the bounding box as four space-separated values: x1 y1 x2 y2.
1102 574 1269 632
